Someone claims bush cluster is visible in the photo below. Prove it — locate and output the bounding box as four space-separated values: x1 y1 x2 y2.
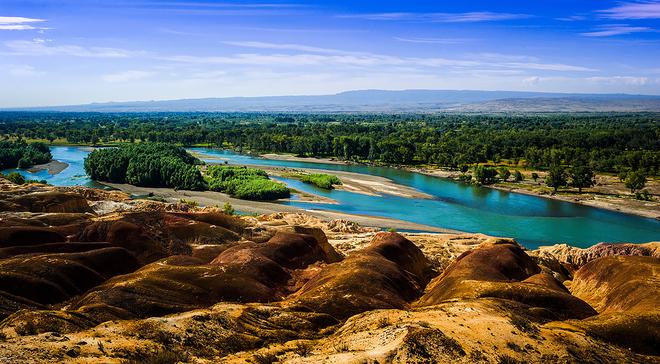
299 173 342 189
206 165 290 200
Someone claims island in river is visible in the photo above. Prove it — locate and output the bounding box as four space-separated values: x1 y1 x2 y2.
2 145 659 249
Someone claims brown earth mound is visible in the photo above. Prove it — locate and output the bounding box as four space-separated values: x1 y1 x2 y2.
0 226 67 247
415 241 597 320
0 241 113 258
0 247 139 307
531 242 660 270
286 232 435 320
68 230 340 320
77 211 245 264
571 255 659 314
560 256 660 355
6 191 92 213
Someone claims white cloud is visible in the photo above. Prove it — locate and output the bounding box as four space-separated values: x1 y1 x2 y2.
393 37 472 44
520 75 657 87
5 64 41 77
0 16 47 31
586 76 653 86
339 12 530 23
598 1 660 19
165 42 595 72
556 15 587 21
101 70 153 83
4 39 141 58
0 16 44 24
222 41 354 55
581 24 653 37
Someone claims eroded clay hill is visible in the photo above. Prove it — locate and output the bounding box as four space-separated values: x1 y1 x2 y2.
0 177 658 363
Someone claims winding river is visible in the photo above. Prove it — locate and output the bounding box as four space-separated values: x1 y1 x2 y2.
3 146 659 248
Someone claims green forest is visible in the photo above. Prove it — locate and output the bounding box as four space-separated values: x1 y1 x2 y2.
0 140 52 169
84 143 206 190
1 112 658 176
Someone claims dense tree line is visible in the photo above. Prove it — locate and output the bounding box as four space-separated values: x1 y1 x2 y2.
1 112 658 175
0 140 51 169
84 143 205 190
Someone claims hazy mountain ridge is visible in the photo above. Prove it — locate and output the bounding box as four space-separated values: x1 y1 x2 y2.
5 90 660 113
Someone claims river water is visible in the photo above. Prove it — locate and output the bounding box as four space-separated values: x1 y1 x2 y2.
3 146 659 248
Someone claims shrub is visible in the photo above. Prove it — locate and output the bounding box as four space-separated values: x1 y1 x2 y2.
624 171 647 194
121 350 188 364
205 165 290 201
531 172 539 181
513 170 524 182
498 167 511 182
473 166 498 185
5 172 26 185
299 173 342 189
232 179 290 200
179 199 199 208
458 173 472 183
635 190 652 201
222 202 235 215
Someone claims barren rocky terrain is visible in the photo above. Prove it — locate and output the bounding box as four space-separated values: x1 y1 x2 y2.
0 177 658 363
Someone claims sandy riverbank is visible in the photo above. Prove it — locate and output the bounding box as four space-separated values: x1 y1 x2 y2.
256 165 433 199
260 153 659 219
27 160 69 175
102 183 449 232
260 153 346 165
411 167 659 220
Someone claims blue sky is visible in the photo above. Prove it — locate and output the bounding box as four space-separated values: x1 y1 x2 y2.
1 0 660 106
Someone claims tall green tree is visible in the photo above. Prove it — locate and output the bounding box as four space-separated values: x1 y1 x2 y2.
473 166 498 185
624 171 647 194
545 165 568 192
569 164 595 193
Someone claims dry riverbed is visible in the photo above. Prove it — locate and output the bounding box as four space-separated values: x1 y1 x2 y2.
27 160 69 175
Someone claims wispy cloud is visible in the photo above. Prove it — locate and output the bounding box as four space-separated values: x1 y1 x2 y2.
339 11 530 23
5 64 41 77
0 16 47 31
2 38 597 76
556 15 587 21
102 70 154 83
522 75 657 86
394 37 472 44
222 41 355 55
581 24 653 37
586 76 653 85
162 43 595 72
144 2 303 9
4 39 143 58
598 1 660 20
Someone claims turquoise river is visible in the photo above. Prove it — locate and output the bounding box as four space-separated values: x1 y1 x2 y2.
3 146 659 249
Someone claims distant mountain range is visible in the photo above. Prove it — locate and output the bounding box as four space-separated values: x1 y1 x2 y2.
5 90 660 113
